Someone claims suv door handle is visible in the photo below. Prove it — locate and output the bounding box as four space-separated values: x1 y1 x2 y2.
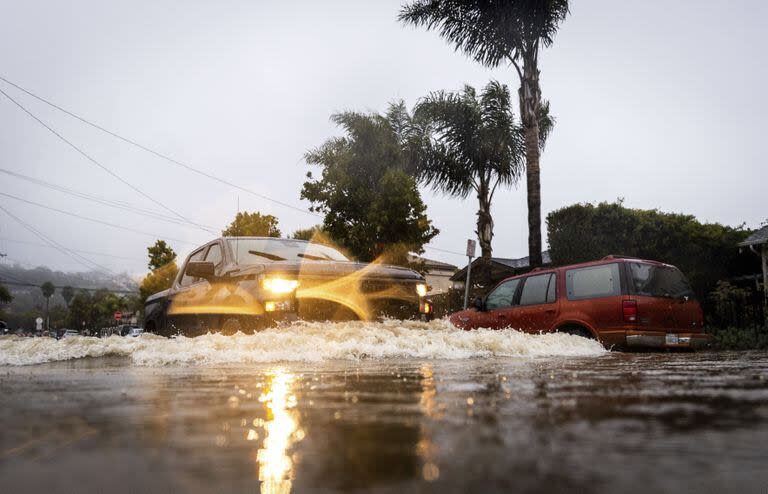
545 308 556 313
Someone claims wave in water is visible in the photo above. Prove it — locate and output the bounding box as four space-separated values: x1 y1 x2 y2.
0 319 606 366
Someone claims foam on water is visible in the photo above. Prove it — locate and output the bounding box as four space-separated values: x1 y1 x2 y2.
0 319 606 366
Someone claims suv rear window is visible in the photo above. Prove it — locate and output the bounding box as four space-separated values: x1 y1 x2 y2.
628 262 694 298
566 263 621 300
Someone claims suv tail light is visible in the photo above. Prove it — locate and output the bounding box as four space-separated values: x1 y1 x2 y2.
622 300 638 323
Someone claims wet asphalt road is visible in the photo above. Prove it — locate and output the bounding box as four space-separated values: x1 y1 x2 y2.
1 351 767 494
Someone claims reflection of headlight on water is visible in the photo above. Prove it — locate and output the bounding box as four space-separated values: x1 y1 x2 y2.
416 283 428 297
257 369 299 494
262 277 299 294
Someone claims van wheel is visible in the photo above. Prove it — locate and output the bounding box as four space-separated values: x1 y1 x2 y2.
220 317 243 335
558 326 594 339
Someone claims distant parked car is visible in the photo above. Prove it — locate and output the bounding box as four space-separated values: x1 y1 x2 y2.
60 329 80 339
144 236 430 336
125 326 143 337
450 255 710 350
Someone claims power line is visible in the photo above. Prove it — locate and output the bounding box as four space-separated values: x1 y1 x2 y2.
0 237 144 262
0 168 218 231
0 74 321 219
0 279 137 295
0 204 116 275
423 245 467 257
0 86 216 235
0 192 199 245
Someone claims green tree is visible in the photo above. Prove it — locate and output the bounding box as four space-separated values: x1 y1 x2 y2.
291 225 336 246
147 240 176 271
400 0 570 267
0 283 12 304
40 281 55 330
67 291 92 329
301 106 439 264
61 285 75 307
546 201 759 298
411 81 532 264
222 211 281 237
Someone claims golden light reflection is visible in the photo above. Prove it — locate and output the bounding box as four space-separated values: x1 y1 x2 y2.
257 369 300 494
417 364 440 482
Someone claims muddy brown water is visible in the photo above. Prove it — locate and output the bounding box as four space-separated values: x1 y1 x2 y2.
1 332 767 494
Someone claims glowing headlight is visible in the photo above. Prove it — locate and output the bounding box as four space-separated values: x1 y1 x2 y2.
262 277 299 294
416 283 428 297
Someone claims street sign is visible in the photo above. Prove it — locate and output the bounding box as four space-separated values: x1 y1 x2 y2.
466 239 476 258
35 317 43 331
114 311 122 321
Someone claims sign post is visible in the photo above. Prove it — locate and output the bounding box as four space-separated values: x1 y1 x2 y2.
463 239 476 309
35 317 43 332
114 311 122 322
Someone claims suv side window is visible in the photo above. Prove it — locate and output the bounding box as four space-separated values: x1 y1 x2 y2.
519 273 555 306
204 242 223 267
179 248 206 287
566 263 621 300
485 278 521 310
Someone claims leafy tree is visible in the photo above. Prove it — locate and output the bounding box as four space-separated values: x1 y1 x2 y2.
301 106 439 264
546 201 759 299
411 81 542 265
291 225 336 246
147 240 176 271
67 291 91 329
400 0 570 267
222 211 281 237
0 283 12 304
139 262 179 304
61 285 75 307
40 281 55 330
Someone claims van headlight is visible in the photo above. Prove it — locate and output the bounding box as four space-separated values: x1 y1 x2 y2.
262 277 299 294
416 283 428 297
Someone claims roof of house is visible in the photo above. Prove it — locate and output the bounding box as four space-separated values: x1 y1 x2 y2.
739 225 768 247
408 255 458 272
450 251 551 281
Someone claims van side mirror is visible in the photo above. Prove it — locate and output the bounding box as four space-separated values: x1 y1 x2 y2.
473 296 485 311
186 261 215 280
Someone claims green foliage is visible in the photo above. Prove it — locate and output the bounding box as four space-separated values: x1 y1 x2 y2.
222 211 281 237
399 1 570 68
139 263 179 304
61 285 75 307
67 289 128 329
147 240 177 271
708 326 768 350
301 106 439 264
546 201 758 298
0 283 12 304
290 225 337 246
40 281 55 299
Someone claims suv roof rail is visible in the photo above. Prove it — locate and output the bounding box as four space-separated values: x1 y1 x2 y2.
601 254 640 260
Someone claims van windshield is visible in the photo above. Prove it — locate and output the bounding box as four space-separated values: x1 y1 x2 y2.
628 262 694 299
228 238 349 264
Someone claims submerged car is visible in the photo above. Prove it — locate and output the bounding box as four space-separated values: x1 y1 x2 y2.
450 255 710 350
144 237 430 336
60 329 80 339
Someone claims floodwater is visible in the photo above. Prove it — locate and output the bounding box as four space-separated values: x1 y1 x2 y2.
1 320 767 494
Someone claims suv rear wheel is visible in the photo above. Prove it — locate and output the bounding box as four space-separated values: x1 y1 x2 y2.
558 326 594 339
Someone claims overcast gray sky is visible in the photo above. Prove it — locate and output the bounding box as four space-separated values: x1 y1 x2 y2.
1 0 766 278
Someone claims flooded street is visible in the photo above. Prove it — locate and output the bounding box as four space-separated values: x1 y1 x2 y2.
1 323 767 493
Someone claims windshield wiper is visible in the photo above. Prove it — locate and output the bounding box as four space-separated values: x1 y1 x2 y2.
298 253 333 261
247 250 286 261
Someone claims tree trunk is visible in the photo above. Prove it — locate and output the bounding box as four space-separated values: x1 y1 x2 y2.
519 51 543 267
476 184 494 286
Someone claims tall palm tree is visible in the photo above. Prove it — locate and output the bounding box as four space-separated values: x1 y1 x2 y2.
400 0 570 267
40 281 54 331
410 81 522 266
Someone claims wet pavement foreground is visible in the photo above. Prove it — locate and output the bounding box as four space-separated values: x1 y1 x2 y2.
1 349 768 493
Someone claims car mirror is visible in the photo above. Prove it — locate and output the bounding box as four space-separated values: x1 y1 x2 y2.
473 296 485 312
186 261 215 280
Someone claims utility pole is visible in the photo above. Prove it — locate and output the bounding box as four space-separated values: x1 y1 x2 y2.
463 239 476 309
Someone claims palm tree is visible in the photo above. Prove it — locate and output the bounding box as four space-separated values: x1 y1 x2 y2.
400 0 570 267
40 281 55 331
410 81 522 266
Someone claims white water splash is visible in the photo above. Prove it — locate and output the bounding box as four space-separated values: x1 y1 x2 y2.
0 319 606 366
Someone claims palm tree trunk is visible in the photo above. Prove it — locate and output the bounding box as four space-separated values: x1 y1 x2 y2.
519 51 543 268
476 184 494 286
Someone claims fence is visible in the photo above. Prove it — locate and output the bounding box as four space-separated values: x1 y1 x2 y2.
705 283 765 329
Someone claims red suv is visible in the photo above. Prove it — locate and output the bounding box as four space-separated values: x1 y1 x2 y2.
449 256 710 349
